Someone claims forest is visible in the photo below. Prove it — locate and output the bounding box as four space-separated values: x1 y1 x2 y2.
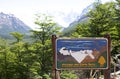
0 0 120 79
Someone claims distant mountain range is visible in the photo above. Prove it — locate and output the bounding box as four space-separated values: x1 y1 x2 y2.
62 3 95 34
0 12 31 39
0 2 98 39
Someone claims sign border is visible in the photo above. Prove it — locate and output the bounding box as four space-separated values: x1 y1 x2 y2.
55 37 109 70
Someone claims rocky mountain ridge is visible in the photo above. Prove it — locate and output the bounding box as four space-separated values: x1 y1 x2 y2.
0 12 31 39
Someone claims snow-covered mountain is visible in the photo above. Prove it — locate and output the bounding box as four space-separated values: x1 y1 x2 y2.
62 3 95 34
46 11 79 27
0 12 31 39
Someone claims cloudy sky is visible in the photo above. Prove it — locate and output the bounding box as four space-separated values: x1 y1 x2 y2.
0 0 114 29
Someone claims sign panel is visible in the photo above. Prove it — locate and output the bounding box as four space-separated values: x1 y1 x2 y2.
56 38 108 70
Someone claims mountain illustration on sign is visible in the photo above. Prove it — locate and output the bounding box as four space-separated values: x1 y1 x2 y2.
98 56 106 67
59 47 97 63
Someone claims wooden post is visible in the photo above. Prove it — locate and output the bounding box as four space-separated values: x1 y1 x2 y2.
52 34 57 79
104 34 111 79
52 35 60 79
56 70 60 79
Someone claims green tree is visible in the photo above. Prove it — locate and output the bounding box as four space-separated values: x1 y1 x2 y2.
10 32 24 42
31 13 61 78
88 2 116 37
73 2 116 37
112 0 120 55
114 0 120 37
71 23 90 37
9 32 35 79
0 38 16 79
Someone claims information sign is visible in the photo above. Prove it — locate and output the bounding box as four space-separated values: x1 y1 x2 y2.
56 38 108 70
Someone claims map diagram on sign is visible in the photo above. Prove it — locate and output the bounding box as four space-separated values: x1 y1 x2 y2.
59 47 96 63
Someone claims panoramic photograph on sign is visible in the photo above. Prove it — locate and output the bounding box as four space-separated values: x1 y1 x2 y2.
56 38 108 70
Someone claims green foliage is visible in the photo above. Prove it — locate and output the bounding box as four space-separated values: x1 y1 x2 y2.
111 0 120 56
43 74 52 79
87 2 116 37
71 2 115 39
60 71 77 79
71 23 90 37
30 13 61 78
0 38 16 79
71 2 117 38
10 32 24 42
